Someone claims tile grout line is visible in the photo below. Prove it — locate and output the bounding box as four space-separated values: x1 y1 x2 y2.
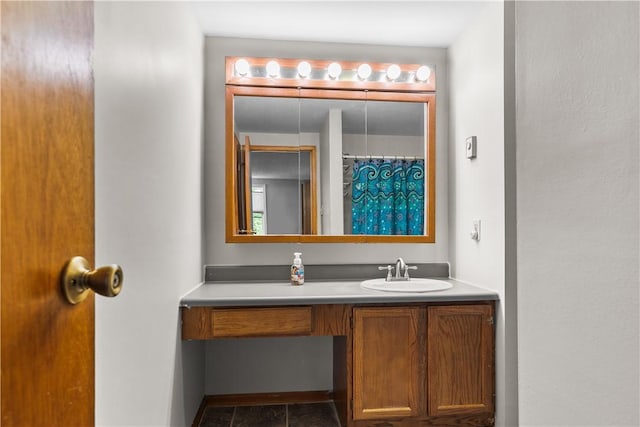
285 403 289 427
229 406 237 427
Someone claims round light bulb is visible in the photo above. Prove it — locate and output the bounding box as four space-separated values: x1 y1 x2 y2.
266 60 280 77
357 63 372 80
415 65 432 82
327 62 342 79
386 64 401 81
297 61 311 78
235 58 250 76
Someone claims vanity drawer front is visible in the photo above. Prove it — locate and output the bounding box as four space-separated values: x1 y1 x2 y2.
213 307 312 337
182 306 313 339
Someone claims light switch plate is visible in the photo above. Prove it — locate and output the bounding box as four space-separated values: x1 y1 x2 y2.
466 136 477 159
471 219 481 241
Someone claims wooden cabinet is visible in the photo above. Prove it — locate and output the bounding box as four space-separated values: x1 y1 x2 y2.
352 307 423 420
182 301 495 427
427 305 494 416
351 304 494 426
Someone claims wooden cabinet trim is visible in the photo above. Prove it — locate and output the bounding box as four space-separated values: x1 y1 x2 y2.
314 304 351 336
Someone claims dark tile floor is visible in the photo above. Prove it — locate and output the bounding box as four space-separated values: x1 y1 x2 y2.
199 402 341 427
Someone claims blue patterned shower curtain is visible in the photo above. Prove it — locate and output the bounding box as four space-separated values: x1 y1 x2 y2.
351 159 424 235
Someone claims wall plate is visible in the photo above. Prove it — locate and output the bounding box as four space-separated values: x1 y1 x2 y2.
471 219 481 241
466 136 477 159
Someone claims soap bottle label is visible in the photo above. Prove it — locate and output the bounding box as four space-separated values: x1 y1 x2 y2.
291 265 304 285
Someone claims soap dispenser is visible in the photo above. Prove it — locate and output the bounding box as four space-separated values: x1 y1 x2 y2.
290 252 304 286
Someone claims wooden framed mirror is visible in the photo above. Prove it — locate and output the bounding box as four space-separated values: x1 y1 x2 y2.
225 57 436 243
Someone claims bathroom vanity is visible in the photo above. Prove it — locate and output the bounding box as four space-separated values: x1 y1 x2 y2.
181 264 498 427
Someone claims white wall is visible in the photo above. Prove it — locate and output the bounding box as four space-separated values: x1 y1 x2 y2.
206 336 334 395
515 2 639 426
319 116 331 235
253 178 301 234
203 36 448 394
94 2 204 426
448 3 516 427
343 134 424 157
321 109 344 234
448 0 504 295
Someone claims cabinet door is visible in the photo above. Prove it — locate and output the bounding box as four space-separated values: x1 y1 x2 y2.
353 307 422 420
427 305 494 416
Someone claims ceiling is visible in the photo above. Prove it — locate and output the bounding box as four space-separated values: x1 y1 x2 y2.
191 1 491 48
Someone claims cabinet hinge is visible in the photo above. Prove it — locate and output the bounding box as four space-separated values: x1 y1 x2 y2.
350 316 354 329
488 316 494 325
349 399 353 413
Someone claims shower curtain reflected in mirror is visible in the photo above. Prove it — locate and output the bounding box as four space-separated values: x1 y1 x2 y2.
351 159 424 235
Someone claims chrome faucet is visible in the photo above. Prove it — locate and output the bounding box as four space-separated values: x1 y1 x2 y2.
378 258 418 281
394 257 406 279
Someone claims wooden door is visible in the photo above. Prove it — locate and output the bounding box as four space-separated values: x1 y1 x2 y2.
352 307 423 420
234 134 253 234
1 1 96 426
234 133 248 232
427 304 495 416
243 136 253 233
301 181 311 234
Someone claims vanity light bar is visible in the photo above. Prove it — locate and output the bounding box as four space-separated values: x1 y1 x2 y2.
225 57 436 91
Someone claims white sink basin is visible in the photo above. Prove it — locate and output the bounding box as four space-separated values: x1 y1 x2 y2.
360 277 453 293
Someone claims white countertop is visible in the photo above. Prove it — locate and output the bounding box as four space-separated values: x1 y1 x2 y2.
180 279 498 307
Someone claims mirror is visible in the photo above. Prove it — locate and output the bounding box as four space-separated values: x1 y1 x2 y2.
225 58 436 243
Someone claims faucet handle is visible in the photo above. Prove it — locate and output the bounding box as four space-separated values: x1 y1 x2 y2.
378 265 394 281
404 265 418 279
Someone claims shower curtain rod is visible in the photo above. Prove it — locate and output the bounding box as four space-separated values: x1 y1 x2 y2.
342 154 424 160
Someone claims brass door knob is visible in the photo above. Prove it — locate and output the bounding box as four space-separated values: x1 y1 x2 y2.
61 256 123 304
